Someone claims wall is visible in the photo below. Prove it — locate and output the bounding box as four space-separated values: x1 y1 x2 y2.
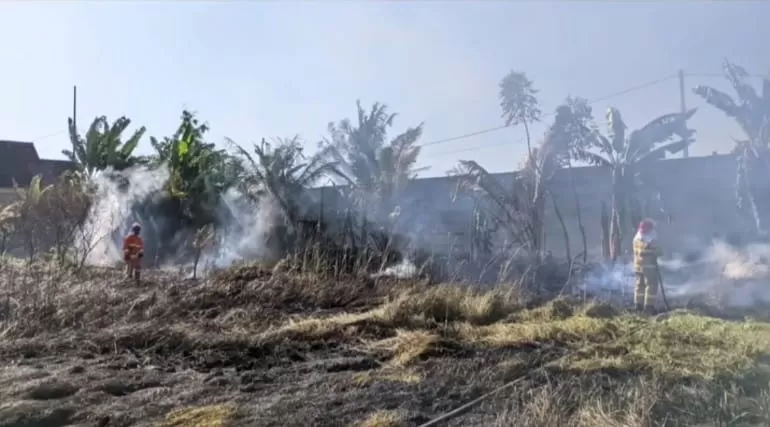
542 154 742 259
312 154 744 260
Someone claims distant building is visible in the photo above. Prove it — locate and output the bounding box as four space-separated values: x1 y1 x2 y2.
0 140 75 206
0 140 74 189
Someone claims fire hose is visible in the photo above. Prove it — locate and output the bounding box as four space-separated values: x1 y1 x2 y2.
417 349 571 427
417 322 653 427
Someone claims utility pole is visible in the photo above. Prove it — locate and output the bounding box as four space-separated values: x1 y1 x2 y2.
678 69 688 158
72 85 78 129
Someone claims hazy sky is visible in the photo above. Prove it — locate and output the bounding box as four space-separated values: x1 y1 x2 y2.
1 1 768 177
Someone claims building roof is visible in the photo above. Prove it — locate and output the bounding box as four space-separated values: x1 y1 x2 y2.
0 140 41 188
0 140 74 188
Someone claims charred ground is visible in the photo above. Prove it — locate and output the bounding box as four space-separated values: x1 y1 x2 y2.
1 261 770 427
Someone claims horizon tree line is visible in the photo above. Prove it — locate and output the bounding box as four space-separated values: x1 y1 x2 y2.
0 58 764 276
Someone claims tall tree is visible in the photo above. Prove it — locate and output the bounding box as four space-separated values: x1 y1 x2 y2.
324 100 426 224
63 116 145 177
548 96 597 262
499 70 542 160
693 59 770 234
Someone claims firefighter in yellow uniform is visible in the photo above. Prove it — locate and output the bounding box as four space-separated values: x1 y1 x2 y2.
633 219 662 313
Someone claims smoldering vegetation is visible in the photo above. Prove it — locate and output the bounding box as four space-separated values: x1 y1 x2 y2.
0 59 769 426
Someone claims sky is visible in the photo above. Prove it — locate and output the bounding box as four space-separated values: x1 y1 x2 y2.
0 1 768 177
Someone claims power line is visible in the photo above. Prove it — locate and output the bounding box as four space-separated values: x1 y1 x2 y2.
427 70 767 159
30 130 66 141
686 72 767 79
27 71 741 151
418 73 678 148
432 140 515 158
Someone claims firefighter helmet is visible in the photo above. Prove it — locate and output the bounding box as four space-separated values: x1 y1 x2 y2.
638 219 655 233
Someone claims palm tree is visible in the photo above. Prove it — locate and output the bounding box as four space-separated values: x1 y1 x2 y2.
693 60 770 234
230 136 344 227
451 103 585 257
545 96 597 262
0 175 53 260
63 116 146 177
575 107 697 259
323 100 426 225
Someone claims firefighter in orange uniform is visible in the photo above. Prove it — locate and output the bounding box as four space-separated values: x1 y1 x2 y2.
633 219 662 313
123 222 144 282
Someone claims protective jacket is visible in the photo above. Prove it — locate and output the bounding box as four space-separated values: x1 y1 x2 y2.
123 234 144 261
632 230 661 273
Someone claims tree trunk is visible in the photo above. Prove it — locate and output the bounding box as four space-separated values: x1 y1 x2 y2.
610 208 621 263
567 161 588 264
523 120 533 164
601 201 610 261
610 167 625 263
745 155 770 236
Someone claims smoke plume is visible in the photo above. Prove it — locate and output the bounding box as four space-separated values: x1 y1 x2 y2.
77 165 285 273
79 166 169 266
581 239 770 308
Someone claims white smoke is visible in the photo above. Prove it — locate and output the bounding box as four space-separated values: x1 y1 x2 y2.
581 239 770 308
78 166 169 266
372 258 418 279
200 187 281 268
75 165 283 273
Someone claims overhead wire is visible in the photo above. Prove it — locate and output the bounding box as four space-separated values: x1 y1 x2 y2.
28 129 67 142
426 73 679 156
428 70 769 160
26 71 761 150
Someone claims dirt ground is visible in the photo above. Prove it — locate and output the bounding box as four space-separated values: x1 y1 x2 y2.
2 263 770 427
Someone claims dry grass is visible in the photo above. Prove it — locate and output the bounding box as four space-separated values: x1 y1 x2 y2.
352 369 423 387
354 410 407 427
157 404 236 427
3 260 770 425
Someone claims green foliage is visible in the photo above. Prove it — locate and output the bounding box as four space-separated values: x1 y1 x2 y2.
499 70 542 127
231 136 344 226
324 100 426 223
693 59 770 234
499 70 542 157
63 116 145 176
149 110 238 227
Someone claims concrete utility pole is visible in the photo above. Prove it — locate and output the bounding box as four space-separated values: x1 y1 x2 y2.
678 69 688 158
72 85 78 129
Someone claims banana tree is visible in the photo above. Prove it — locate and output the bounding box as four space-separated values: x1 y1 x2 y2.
575 107 697 260
693 60 770 234
63 116 145 177
149 110 237 228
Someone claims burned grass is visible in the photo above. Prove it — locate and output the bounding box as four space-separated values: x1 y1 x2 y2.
1 261 770 426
